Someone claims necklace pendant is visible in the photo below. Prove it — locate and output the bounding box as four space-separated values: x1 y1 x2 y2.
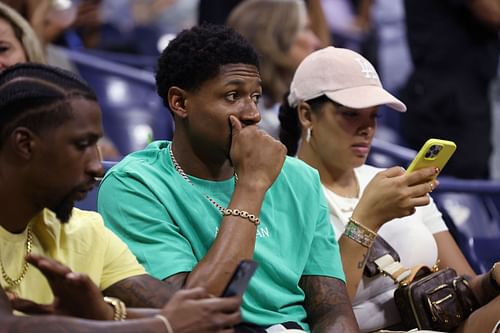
340 207 355 213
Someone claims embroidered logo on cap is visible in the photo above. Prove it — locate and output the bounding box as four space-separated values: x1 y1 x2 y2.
355 58 378 79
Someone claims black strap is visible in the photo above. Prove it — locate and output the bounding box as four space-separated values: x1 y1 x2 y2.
234 322 303 332
364 235 401 277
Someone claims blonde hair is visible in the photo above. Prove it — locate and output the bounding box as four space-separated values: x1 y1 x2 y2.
227 0 306 103
0 2 46 64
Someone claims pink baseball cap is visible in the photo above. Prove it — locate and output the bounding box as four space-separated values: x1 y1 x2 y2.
288 46 406 112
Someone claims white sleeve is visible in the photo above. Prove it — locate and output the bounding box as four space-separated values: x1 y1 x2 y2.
420 196 448 234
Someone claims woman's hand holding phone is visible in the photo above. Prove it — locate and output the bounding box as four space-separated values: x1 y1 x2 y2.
353 166 439 231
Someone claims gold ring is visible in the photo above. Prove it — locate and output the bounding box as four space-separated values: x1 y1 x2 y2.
429 182 434 192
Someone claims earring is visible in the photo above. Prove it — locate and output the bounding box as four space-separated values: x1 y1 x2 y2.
306 127 312 143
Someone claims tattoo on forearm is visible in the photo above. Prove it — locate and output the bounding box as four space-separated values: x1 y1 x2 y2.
103 274 176 308
357 252 368 270
162 272 188 292
0 273 190 332
300 275 360 333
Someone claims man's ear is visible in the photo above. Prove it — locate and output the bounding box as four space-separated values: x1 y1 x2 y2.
168 87 189 119
10 127 36 160
297 101 313 128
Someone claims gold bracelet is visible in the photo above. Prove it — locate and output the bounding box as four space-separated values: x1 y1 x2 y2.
223 208 260 226
155 314 174 333
103 296 127 321
343 218 377 248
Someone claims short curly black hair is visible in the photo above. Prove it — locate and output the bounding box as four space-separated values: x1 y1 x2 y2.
155 24 259 107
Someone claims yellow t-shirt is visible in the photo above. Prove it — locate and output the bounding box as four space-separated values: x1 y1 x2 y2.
0 208 146 304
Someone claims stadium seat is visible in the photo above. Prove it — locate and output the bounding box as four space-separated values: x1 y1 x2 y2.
81 48 157 71
433 180 500 273
56 46 174 155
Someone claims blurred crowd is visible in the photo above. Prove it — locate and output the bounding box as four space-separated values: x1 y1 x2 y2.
2 0 497 178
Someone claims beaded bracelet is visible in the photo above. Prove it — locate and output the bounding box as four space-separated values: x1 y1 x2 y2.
223 208 260 226
155 314 174 333
103 296 127 321
343 218 377 248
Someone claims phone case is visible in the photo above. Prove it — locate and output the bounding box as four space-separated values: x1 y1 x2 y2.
222 260 258 297
406 138 457 181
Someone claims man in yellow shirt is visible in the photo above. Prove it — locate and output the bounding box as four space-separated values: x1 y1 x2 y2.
0 63 240 332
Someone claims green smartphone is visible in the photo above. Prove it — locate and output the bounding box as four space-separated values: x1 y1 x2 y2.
406 138 457 182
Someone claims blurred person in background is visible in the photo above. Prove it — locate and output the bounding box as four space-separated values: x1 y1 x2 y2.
201 0 330 46
401 0 500 179
0 1 45 70
320 0 373 55
0 0 121 159
97 0 194 55
1 0 80 68
227 0 321 138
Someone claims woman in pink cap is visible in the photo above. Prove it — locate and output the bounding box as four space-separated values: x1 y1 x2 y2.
279 46 499 333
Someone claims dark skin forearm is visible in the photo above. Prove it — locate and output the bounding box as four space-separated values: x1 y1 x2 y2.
184 182 264 295
0 315 166 333
300 275 360 333
338 236 371 300
161 272 188 294
0 287 165 333
468 270 500 306
103 274 174 308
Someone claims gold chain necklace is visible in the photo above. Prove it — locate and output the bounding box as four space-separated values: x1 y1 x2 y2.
1 227 33 290
168 145 237 214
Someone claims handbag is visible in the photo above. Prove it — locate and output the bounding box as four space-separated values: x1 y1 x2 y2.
365 237 479 331
393 266 479 331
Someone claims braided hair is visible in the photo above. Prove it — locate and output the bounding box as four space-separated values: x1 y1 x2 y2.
0 63 97 146
278 92 330 156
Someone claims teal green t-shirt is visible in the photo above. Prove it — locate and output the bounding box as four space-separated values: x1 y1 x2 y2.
98 141 344 331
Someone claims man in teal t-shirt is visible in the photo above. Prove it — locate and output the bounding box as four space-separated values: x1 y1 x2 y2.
98 24 359 333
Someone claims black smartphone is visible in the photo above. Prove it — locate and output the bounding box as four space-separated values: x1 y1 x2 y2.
222 260 258 297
